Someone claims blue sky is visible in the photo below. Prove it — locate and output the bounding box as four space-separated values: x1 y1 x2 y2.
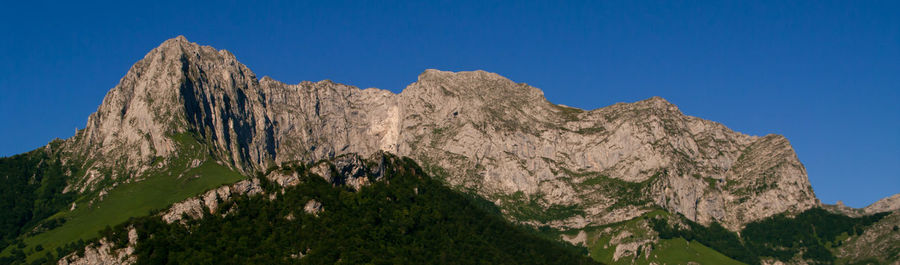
1 1 897 207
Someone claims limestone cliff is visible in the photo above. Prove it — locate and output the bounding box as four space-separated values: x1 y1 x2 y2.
63 36 819 231
67 36 272 186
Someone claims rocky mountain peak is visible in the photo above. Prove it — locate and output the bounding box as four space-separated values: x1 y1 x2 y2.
599 96 683 119
635 96 680 113
416 69 507 82
416 68 456 80
169 35 189 43
70 36 267 182
159 35 189 48
407 69 547 105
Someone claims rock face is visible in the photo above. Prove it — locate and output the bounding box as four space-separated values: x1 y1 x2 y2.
304 200 323 216
58 228 138 265
64 36 819 230
162 177 264 223
67 36 272 187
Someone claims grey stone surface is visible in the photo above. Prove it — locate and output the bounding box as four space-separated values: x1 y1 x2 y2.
58 228 138 265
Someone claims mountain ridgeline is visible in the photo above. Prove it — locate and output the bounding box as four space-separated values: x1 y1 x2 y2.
68 36 818 230
1 36 897 265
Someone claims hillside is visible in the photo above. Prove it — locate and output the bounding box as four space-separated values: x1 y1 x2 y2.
47 153 598 265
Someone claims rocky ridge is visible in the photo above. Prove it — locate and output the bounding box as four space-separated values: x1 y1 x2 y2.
162 152 385 224
822 193 900 218
58 228 138 265
864 193 900 214
61 36 818 231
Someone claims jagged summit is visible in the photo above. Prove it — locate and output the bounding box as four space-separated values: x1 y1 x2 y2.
73 35 264 179
416 69 509 82
172 35 188 43
417 68 456 80
407 68 547 103
62 36 819 232
639 96 678 109
159 35 189 47
607 95 683 115
156 35 235 56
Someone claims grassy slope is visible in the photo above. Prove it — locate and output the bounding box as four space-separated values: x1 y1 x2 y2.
654 238 746 265
590 237 746 265
102 156 599 265
2 133 877 264
578 210 745 265
22 161 243 260
0 134 247 262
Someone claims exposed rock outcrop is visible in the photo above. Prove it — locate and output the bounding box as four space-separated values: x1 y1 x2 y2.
304 199 323 216
58 228 138 265
162 177 263 223
162 153 379 224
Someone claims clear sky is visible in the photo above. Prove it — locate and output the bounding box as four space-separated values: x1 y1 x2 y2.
1 1 897 207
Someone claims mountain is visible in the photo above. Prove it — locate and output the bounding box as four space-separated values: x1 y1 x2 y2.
0 36 894 265
68 36 818 230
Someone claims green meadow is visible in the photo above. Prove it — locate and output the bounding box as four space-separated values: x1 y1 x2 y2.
0 134 247 262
